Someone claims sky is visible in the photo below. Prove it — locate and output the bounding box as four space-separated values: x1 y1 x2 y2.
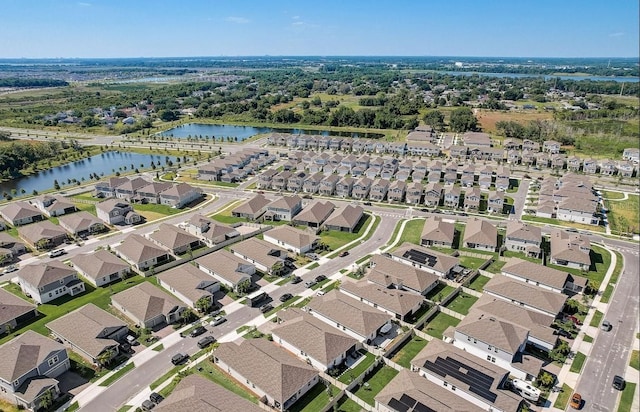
0 0 638 59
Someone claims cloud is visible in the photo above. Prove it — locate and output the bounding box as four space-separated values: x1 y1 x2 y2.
292 15 300 19
77 2 91 6
292 21 304 26
609 32 624 37
226 16 250 24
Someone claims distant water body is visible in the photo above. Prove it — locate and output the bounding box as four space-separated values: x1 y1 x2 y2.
158 124 385 141
440 71 639 83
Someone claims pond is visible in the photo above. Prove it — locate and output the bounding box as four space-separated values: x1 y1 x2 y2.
0 151 177 199
157 123 385 141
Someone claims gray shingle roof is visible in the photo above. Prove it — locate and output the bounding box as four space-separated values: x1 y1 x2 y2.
463 218 497 248
115 234 168 264
369 255 440 293
195 250 253 286
421 216 455 244
58 211 104 233
70 250 129 281
0 288 36 331
0 330 65 382
0 201 42 222
264 226 318 250
502 258 570 290
157 264 219 305
111 282 184 324
17 260 76 288
340 280 424 317
149 224 201 251
324 205 364 230
484 275 567 315
293 201 335 225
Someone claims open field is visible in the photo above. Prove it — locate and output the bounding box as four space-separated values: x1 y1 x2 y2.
476 109 554 134
605 193 639 235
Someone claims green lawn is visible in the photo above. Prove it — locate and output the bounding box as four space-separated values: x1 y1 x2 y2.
334 396 362 412
590 310 604 328
307 262 319 270
424 283 455 303
483 260 506 274
353 365 399 406
602 190 626 200
99 363 135 387
149 365 182 390
197 361 258 403
553 383 573 410
288 382 338 412
387 219 407 246
293 297 313 308
391 218 425 250
153 344 164 352
618 382 636 412
133 202 181 220
263 295 300 317
601 250 624 303
583 334 594 343
569 352 586 373
630 350 639 371
391 336 428 368
458 255 490 270
443 292 478 315
605 193 639 235
338 351 376 384
0 276 149 345
467 275 491 291
522 214 605 232
116 405 133 412
422 312 461 339
320 214 372 251
310 278 331 290
547 245 612 290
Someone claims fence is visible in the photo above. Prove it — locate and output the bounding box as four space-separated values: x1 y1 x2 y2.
438 306 465 320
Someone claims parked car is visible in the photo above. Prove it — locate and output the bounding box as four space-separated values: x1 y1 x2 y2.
613 375 626 390
189 326 207 338
149 392 164 404
569 392 582 409
210 316 227 326
553 329 573 338
601 320 612 331
197 335 216 349
363 202 372 206
279 293 293 302
171 353 188 365
1 265 18 274
126 335 139 346
316 290 326 296
260 304 273 313
305 253 320 261
305 280 317 288
291 276 302 284
315 275 327 282
339 251 349 257
141 400 155 411
420 208 429 212
48 249 65 258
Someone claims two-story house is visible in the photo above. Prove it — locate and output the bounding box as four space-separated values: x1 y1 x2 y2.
17 261 85 304
95 198 141 226
30 196 76 217
505 220 541 257
463 218 497 252
264 195 302 221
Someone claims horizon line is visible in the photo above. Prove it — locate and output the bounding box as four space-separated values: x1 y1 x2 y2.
0 55 639 60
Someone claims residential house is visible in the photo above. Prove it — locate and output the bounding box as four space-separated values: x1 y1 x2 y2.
0 331 70 411
355 155 371 169
394 169 411 182
391 242 460 279
443 186 461 208
114 177 150 201
58 211 105 237
551 155 566 170
213 339 319 412
46 304 127 366
264 226 319 255
582 158 598 174
335 176 355 198
567 156 582 172
623 147 640 163
599 159 617 176
264 196 302 222
292 201 335 229
94 177 129 198
148 224 202 255
184 214 239 246
375 369 485 412
503 139 522 150
0 232 26 261
463 218 497 252
536 200 556 219
411 339 523 412
111 282 187 328
352 177 373 199
421 216 455 248
388 180 406 202
556 197 598 225
369 255 440 296
369 179 390 202
487 191 505 213
549 229 591 271
522 139 540 151
195 250 255 291
464 187 482 210
617 161 635 178
286 171 307 192
505 220 542 257
405 181 423 204
70 250 130 288
302 172 324 194
318 174 339 196
463 132 492 147
18 221 68 250
543 140 561 154
423 183 443 207
324 205 364 232
272 308 359 371
230 238 287 275
307 290 392 343
17 261 85 305
157 264 220 310
501 259 586 294
443 171 457 186
0 288 37 335
0 202 43 226
271 171 292 191
95 198 141 226
483 275 567 317
30 196 76 217
114 234 171 272
160 183 203 209
135 182 173 204
258 169 277 189
406 142 441 157
341 281 425 323
450 145 468 158
232 194 271 220
506 149 521 165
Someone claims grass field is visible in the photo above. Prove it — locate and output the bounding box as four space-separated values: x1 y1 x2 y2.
319 213 372 251
196 361 258 403
521 215 606 232
391 336 428 368
422 312 461 338
458 255 490 270
338 351 376 384
443 292 478 315
133 203 181 221
605 193 639 235
334 396 362 412
353 365 399 406
467 275 491 291
601 250 624 303
630 350 639 371
424 283 455 302
590 310 604 328
618 382 636 412
288 382 339 412
476 109 553 133
391 218 425 250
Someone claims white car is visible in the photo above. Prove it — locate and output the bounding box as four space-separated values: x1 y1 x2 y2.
210 316 227 326
2 265 18 274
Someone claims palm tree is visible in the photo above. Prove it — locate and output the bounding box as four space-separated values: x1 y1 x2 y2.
97 347 116 368
38 388 55 410
195 297 211 313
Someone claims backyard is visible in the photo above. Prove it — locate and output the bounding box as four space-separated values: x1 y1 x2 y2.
443 292 479 315
422 312 461 339
390 336 428 368
548 245 611 289
288 382 339 412
424 283 455 303
352 364 399 406
337 351 376 384
466 274 491 292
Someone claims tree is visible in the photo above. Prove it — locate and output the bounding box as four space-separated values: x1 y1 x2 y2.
236 279 251 295
35 238 52 251
449 107 478 132
423 110 445 131
53 179 60 190
38 388 55 411
180 308 195 325
195 296 212 313
536 371 555 388
97 347 116 367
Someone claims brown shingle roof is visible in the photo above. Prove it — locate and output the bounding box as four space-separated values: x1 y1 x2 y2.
506 220 542 243
421 216 455 244
230 238 286 269
0 331 65 382
369 255 440 293
18 220 67 244
17 260 76 288
340 280 424 317
550 230 591 266
157 264 219 304
324 205 364 230
0 288 36 329
70 250 129 281
232 194 270 216
214 339 318 405
463 218 497 248
0 201 42 222
195 250 253 285
58 211 103 233
293 201 335 225
392 242 460 274
149 224 201 251
111 282 184 324
484 275 567 315
502 258 570 290
264 226 318 250
115 234 168 264
267 195 302 210
455 312 529 354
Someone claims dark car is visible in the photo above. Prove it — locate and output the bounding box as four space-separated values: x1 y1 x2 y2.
189 326 207 338
171 353 188 365
279 293 293 302
291 276 302 284
553 329 572 338
260 304 274 313
141 400 155 411
315 275 327 282
210 315 227 326
150 392 164 404
197 335 216 349
363 202 372 206
339 251 349 257
613 375 625 390
420 208 429 212
601 320 613 331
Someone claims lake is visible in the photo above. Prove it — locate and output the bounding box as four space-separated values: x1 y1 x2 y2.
0 151 176 199
157 123 385 141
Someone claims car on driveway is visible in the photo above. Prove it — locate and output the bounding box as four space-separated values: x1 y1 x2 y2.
601 320 612 331
150 392 164 404
171 353 188 365
305 253 320 261
189 326 207 338
197 335 216 349
210 316 227 326
279 293 293 302
291 276 302 284
141 400 155 411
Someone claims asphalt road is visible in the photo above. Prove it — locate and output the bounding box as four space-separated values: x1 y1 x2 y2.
574 243 640 412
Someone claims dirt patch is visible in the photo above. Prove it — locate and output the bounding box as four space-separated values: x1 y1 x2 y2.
476 109 553 133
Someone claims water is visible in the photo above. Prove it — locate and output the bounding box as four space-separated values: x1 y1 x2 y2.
0 151 176 198
157 123 385 141
438 71 639 83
